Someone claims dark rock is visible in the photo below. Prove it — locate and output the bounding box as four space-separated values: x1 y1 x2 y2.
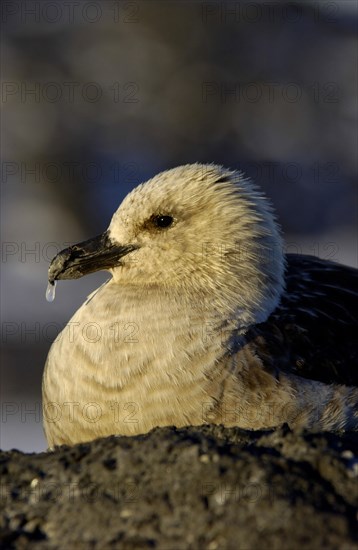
1 426 357 549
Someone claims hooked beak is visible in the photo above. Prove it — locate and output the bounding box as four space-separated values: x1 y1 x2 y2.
48 231 137 283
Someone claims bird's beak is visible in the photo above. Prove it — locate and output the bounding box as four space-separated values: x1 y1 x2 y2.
48 231 137 283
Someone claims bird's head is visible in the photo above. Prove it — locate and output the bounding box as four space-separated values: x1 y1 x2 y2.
48 164 284 326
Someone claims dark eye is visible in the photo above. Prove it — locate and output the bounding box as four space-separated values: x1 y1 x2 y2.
152 215 174 229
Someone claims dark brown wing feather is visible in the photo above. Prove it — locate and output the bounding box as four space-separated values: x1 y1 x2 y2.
246 254 358 386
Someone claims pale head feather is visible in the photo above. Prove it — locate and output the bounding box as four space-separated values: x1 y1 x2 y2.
108 163 285 329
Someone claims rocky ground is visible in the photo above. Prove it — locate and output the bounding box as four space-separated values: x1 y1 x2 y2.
0 425 357 549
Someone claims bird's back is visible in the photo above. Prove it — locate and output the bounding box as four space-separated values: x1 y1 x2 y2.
246 254 358 387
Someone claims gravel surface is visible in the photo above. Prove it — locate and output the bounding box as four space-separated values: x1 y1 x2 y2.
1 425 357 549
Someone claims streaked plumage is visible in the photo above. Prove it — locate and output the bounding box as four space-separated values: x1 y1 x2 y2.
43 164 358 447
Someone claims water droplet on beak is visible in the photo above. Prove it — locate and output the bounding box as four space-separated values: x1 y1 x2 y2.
46 281 57 302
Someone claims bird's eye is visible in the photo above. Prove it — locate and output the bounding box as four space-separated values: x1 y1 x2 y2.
152 215 174 229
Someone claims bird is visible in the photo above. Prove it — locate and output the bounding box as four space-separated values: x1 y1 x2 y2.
42 163 358 447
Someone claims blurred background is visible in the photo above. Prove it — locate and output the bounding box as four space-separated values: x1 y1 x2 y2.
1 0 357 452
